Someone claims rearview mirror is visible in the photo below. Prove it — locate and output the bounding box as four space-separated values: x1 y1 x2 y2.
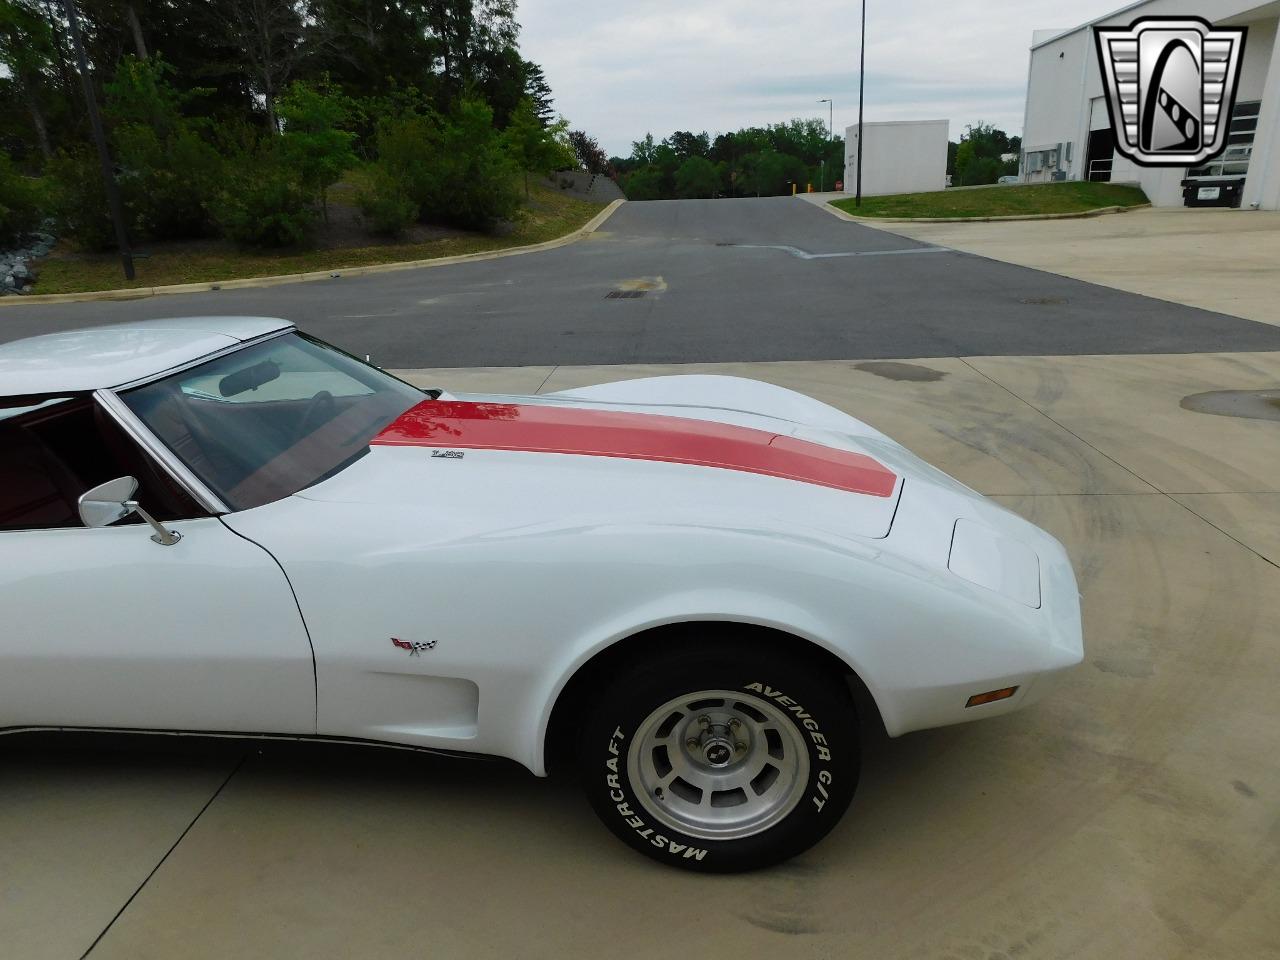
78 476 182 546
78 476 139 528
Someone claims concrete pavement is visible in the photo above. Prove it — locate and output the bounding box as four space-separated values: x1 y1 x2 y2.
5 350 1277 960
855 205 1280 329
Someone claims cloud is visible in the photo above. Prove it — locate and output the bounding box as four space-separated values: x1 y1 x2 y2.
518 0 1121 155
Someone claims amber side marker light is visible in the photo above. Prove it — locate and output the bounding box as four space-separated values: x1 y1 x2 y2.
965 686 1019 708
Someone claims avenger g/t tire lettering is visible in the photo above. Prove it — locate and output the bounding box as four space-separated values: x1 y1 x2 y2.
578 639 859 872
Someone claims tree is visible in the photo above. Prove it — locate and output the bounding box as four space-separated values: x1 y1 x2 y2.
567 128 608 174
0 0 58 160
740 149 806 197
522 60 554 126
953 122 1018 186
504 98 573 196
622 165 662 201
666 129 709 161
277 78 357 219
105 55 223 238
674 155 716 198
0 148 45 242
629 132 656 166
216 0 310 132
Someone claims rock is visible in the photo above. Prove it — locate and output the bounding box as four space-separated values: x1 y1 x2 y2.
11 262 29 280
3 275 16 290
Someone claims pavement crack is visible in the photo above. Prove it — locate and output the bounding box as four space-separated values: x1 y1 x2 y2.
79 753 248 959
534 366 559 394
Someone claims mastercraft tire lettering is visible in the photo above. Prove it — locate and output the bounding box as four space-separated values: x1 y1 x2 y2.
578 637 859 872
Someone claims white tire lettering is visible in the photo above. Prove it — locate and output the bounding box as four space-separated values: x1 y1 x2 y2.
744 680 838 815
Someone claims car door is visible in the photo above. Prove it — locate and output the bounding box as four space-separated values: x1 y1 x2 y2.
0 393 316 735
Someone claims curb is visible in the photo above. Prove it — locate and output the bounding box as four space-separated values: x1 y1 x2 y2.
2 199 626 307
814 200 1152 224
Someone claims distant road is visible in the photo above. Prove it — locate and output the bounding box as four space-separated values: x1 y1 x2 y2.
5 197 1280 365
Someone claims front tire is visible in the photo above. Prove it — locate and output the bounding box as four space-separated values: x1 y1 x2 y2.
578 640 859 872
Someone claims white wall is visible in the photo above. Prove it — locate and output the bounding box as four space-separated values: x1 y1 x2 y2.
843 120 949 196
1023 0 1280 207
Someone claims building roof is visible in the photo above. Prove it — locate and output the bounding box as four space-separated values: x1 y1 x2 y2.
0 316 294 397
1031 0 1275 49
1031 0 1159 49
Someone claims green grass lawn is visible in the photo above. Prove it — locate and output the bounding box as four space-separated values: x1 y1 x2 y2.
31 183 604 296
831 181 1149 219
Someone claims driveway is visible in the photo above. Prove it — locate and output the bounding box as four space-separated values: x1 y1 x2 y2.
851 204 1280 329
3 198 1280 365
5 351 1278 959
3 197 1279 959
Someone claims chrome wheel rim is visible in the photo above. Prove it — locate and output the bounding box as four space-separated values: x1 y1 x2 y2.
627 689 810 841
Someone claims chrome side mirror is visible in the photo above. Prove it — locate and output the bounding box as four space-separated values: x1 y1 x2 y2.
78 476 182 546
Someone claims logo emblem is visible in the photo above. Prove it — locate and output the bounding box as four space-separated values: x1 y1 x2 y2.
1094 17 1246 166
391 637 436 656
431 449 465 459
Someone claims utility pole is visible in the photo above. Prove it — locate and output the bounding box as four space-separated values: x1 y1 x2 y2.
818 98 832 192
63 0 134 281
856 0 866 207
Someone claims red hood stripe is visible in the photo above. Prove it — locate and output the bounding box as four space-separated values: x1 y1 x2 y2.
372 400 897 497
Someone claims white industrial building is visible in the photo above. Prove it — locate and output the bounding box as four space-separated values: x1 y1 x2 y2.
1021 0 1280 208
844 120 949 196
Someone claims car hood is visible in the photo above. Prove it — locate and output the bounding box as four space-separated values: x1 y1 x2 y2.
298 375 941 541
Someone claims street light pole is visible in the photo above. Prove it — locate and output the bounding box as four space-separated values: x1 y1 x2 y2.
63 0 134 281
856 0 866 207
818 98 832 192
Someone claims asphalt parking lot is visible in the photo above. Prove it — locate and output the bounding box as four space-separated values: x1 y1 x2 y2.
5 198 1280 364
3 198 1279 959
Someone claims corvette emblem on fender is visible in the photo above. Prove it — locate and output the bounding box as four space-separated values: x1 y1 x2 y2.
391 638 437 656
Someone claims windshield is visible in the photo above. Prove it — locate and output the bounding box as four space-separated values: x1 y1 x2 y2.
122 333 424 511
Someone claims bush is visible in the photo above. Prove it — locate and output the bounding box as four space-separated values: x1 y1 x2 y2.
107 56 222 240
424 98 521 229
623 166 663 201
371 98 520 231
674 156 718 198
213 154 315 248
114 124 223 239
357 165 416 236
0 152 46 246
278 80 358 218
371 110 439 219
47 150 119 251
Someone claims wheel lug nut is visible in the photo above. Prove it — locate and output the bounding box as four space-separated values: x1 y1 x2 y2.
697 715 711 727
685 738 699 750
729 718 741 730
735 741 747 752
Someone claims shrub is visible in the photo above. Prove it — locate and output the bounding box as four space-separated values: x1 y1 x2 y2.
47 150 120 251
623 166 663 201
213 153 314 248
106 56 222 240
674 156 718 198
371 98 520 232
357 165 416 236
371 110 441 220
114 124 222 240
420 98 521 229
0 152 46 246
278 80 358 219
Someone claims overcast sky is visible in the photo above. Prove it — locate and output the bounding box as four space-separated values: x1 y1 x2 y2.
519 0 1124 156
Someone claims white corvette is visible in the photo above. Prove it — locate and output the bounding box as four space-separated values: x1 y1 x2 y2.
0 317 1082 871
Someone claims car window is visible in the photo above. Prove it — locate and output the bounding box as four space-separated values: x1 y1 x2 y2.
121 333 424 512
0 394 205 531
